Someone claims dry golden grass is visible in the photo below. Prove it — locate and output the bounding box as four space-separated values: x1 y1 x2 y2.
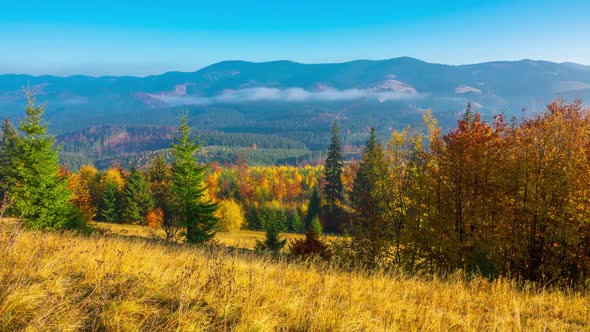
90 221 339 252
1 220 589 331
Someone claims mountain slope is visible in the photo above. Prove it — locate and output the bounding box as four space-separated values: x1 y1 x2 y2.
1 57 589 166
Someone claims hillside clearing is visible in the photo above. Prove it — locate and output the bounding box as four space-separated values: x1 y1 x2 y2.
89 221 336 251
1 221 589 331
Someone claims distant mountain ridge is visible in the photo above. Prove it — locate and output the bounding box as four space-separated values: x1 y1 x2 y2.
1 57 589 134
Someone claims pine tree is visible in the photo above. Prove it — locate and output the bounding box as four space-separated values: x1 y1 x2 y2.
123 166 153 224
305 187 321 230
350 127 392 268
290 210 304 233
10 93 80 230
171 115 218 244
323 122 344 210
101 181 119 222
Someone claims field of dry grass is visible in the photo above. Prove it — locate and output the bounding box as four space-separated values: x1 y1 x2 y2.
90 221 312 251
1 219 590 331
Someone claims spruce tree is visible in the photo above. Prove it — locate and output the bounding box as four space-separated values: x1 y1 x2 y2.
290 210 304 233
123 166 154 224
256 221 287 253
171 115 218 244
310 216 323 235
0 118 17 218
464 101 473 123
101 181 119 222
276 208 288 232
350 127 392 268
323 122 344 211
10 93 80 230
305 187 321 230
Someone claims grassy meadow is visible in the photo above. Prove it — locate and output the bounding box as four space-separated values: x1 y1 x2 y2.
1 219 589 331
90 221 310 252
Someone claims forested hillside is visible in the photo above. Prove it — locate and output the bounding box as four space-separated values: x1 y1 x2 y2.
57 125 323 170
2 58 589 169
2 84 590 330
46 98 590 285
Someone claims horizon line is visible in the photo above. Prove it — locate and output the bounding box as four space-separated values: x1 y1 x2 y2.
1 56 588 79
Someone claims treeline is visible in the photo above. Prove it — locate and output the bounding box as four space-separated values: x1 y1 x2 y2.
84 147 318 171
1 94 220 244
58 126 312 170
64 162 328 235
343 100 590 285
203 147 316 167
3 95 590 285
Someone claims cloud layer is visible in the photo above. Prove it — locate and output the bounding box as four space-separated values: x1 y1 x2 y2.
149 87 421 106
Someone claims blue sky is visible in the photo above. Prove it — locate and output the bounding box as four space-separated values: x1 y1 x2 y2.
1 0 589 76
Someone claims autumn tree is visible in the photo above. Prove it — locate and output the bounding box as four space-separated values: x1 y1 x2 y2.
425 105 505 273
289 229 332 260
171 115 218 244
148 155 179 241
498 99 590 283
217 199 245 232
383 126 423 265
399 110 441 271
67 165 99 221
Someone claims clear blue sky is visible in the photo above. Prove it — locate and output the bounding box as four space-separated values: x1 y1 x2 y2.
1 0 589 76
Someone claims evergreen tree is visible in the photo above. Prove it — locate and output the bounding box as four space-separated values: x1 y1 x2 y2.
310 216 323 235
245 206 261 230
290 210 304 233
101 181 119 222
0 118 17 218
276 208 288 232
323 122 344 210
171 115 218 244
463 101 474 123
258 205 287 232
123 166 153 224
255 221 287 253
10 93 80 230
350 127 392 268
305 187 321 230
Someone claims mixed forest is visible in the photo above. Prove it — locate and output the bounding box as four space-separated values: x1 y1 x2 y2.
1 94 590 288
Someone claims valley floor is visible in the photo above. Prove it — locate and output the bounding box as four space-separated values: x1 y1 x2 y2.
1 220 589 331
